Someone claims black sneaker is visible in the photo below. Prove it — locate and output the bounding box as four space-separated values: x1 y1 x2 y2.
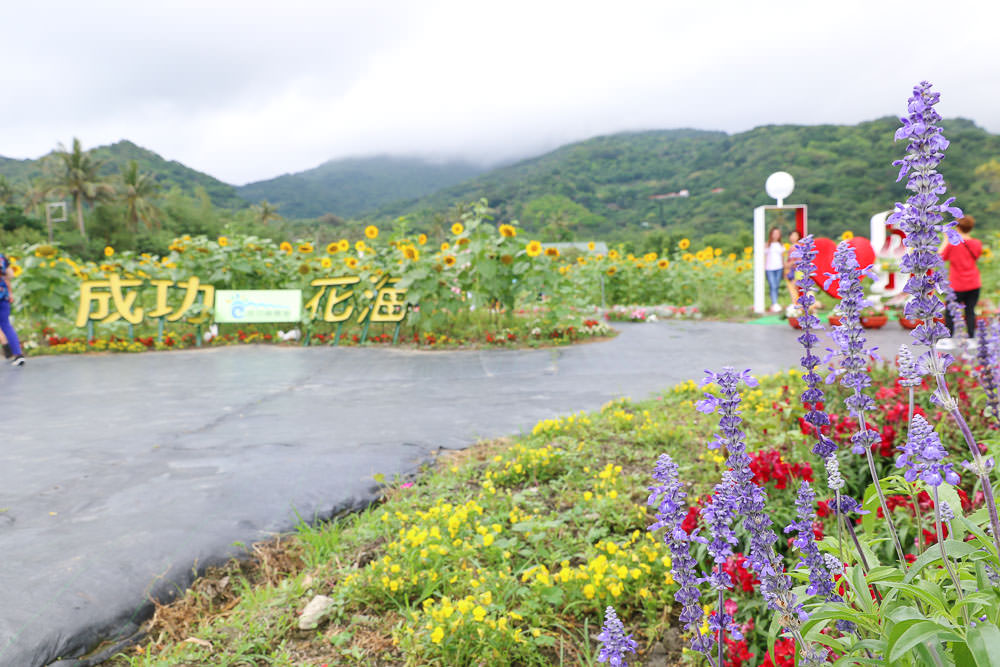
2 343 10 359
11 355 24 367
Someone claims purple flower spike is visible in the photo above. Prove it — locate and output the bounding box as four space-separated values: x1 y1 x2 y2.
647 454 708 648
888 81 962 349
792 236 837 458
975 318 1000 422
597 606 638 667
897 344 923 388
896 414 961 487
828 242 881 455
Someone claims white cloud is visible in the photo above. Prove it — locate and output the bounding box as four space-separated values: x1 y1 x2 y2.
2 0 998 184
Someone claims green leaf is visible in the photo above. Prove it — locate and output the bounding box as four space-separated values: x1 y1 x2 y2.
904 539 978 582
967 623 1000 667
888 619 961 662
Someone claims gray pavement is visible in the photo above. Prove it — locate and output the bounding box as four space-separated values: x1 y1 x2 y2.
0 320 915 666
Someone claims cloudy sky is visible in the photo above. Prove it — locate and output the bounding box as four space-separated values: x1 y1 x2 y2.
3 0 998 185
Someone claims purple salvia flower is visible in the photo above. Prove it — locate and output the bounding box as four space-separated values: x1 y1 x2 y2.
784 482 855 633
895 414 961 486
939 500 955 523
597 606 638 667
698 368 811 639
939 267 968 346
702 472 739 588
896 344 923 388
888 81 962 350
647 454 709 651
824 454 844 491
828 494 868 517
827 242 881 455
975 318 1000 422
792 236 836 458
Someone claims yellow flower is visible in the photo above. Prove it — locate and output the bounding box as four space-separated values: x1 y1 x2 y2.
678 238 690 250
443 255 457 267
217 236 229 247
298 242 314 254
526 241 542 257
104 246 115 257
430 626 444 644
325 241 339 254
587 241 595 251
607 266 617 276
714 248 722 256
441 242 450 251
451 222 464 235
472 606 487 622
355 240 367 253
744 246 753 255
365 225 379 239
298 263 311 275
320 257 332 269
657 259 669 269
608 249 619 260
345 257 359 269
418 233 428 245
583 584 596 599
402 245 420 261
338 239 350 252
499 224 516 238
577 256 587 265
841 230 854 241
280 241 293 254
11 265 23 277
545 246 559 258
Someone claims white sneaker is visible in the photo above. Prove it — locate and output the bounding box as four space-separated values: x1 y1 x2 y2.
935 338 956 351
10 355 25 367
770 303 782 313
966 338 979 351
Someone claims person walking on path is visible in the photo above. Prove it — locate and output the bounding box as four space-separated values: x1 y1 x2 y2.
939 215 982 349
0 251 25 366
765 227 785 312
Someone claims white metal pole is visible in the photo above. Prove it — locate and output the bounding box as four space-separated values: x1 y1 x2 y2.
753 206 767 314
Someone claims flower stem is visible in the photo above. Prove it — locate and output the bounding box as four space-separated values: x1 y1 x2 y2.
934 487 970 626
856 403 908 566
717 585 725 667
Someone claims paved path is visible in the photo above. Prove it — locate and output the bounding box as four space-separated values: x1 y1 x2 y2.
0 321 914 666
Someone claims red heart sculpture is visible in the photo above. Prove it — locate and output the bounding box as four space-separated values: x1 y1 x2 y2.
811 237 876 299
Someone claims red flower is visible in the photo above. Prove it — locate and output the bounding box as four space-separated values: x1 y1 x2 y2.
760 637 796 667
681 506 700 534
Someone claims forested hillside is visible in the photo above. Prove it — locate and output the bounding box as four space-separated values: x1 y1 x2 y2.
235 156 485 219
372 118 1000 243
0 140 245 209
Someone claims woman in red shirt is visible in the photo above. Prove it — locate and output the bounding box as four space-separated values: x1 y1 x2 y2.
940 215 982 340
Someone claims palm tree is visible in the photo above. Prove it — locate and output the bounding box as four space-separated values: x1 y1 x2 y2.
46 138 115 239
251 200 283 225
21 179 48 218
119 160 161 232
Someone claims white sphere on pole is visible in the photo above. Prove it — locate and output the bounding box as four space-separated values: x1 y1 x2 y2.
765 171 795 204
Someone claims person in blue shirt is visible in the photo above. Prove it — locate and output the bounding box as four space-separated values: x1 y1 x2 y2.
0 253 24 366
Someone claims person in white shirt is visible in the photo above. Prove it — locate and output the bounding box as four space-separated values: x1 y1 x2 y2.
765 227 785 312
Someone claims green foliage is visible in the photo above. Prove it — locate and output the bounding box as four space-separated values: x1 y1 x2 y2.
236 156 485 219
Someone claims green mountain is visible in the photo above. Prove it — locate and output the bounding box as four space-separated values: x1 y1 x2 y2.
235 155 486 219
0 140 245 209
373 119 1000 243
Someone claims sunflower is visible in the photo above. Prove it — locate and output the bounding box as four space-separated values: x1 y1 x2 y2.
545 247 559 258
606 266 617 276
841 230 854 241
457 237 470 246
355 240 367 253
298 263 311 275
418 233 428 245
678 238 691 250
451 222 464 235
365 225 379 239
11 264 23 277
526 240 542 257
441 242 450 251
558 266 570 276
218 236 229 247
499 224 516 238
744 246 753 255
657 259 670 269
320 257 332 268
587 241 595 251
298 242 314 254
443 255 457 267
714 248 722 256
577 256 587 265
500 254 514 265
104 246 115 257
280 241 293 254
338 239 350 252
608 249 619 260
402 245 420 261
728 253 737 261
35 245 58 258
345 256 359 269
682 252 695 262
326 241 340 254
644 252 657 262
